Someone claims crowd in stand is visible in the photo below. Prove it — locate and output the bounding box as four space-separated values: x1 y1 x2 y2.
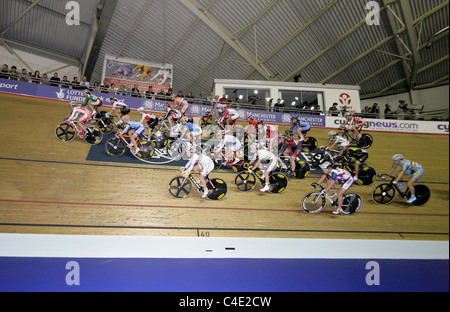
1 63 432 120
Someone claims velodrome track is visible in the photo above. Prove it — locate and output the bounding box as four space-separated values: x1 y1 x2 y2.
0 93 448 241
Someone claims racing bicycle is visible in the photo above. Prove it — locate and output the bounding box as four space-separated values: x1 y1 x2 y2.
301 183 363 215
168 172 228 200
56 119 103 145
234 163 288 194
104 131 155 160
372 174 431 206
337 127 373 149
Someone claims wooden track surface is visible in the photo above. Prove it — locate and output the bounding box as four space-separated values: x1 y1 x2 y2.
0 93 448 240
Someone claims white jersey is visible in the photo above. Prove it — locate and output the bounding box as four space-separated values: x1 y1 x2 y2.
257 149 277 161
330 135 350 148
216 134 241 152
184 153 214 175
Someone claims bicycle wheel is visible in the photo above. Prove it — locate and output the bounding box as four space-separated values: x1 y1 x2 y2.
55 123 75 142
105 137 126 157
168 176 192 199
372 183 396 205
301 137 318 152
301 192 326 214
294 161 311 179
341 193 362 215
206 178 228 200
166 141 185 160
213 153 224 170
97 117 115 134
234 172 257 192
135 141 155 160
84 127 103 145
406 184 431 206
356 166 377 186
357 134 373 149
269 173 288 194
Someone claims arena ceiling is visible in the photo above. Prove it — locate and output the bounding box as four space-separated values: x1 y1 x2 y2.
1 0 448 99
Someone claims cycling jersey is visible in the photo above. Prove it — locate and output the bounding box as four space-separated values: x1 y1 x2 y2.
257 149 277 173
346 116 365 128
82 94 101 107
69 107 91 123
346 147 368 164
140 113 158 129
184 122 203 137
123 120 145 136
174 97 190 114
184 153 214 177
216 134 241 152
330 135 350 148
279 137 302 157
290 121 310 133
394 159 425 180
328 168 354 190
265 124 278 138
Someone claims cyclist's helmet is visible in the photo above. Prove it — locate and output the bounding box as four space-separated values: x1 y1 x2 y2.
345 112 353 118
291 116 299 122
83 90 91 95
109 96 117 102
328 130 337 136
247 114 253 121
138 107 145 113
69 101 77 108
392 154 404 161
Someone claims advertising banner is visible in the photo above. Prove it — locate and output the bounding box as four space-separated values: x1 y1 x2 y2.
102 54 173 94
1 78 446 133
326 116 449 135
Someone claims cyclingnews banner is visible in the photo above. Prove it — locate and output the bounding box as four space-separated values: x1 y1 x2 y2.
1 78 448 134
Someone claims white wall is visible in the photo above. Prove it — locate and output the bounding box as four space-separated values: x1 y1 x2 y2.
0 45 80 81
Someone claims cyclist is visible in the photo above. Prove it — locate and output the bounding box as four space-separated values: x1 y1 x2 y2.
137 107 158 138
258 123 278 151
343 112 365 141
278 134 302 177
219 108 240 127
248 144 278 193
337 141 369 181
289 116 311 142
81 90 102 121
215 130 243 166
107 96 130 125
163 103 182 128
313 156 355 215
179 117 203 145
117 115 145 155
210 102 227 127
383 154 425 204
181 146 215 198
322 130 350 152
173 97 190 116
66 101 92 137
245 114 263 137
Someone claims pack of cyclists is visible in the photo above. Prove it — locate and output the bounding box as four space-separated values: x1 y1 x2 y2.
64 92 423 206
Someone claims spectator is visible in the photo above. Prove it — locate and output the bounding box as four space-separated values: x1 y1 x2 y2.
185 91 195 103
9 66 19 81
71 77 80 89
371 103 380 118
156 89 167 101
31 70 41 84
20 68 30 82
274 98 285 112
207 91 215 104
41 73 50 85
109 83 117 94
100 80 110 93
384 103 395 119
197 90 208 104
49 72 61 87
340 105 348 117
165 88 173 99
131 84 141 97
177 90 184 98
145 86 155 99
0 64 9 79
361 106 371 117
328 102 339 116
117 84 128 96
61 76 71 88
80 76 90 89
91 81 101 93
219 94 230 105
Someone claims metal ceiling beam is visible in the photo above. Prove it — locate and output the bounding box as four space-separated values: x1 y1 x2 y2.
116 0 153 58
1 0 41 36
82 0 118 81
398 0 421 88
243 0 340 80
178 0 274 81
